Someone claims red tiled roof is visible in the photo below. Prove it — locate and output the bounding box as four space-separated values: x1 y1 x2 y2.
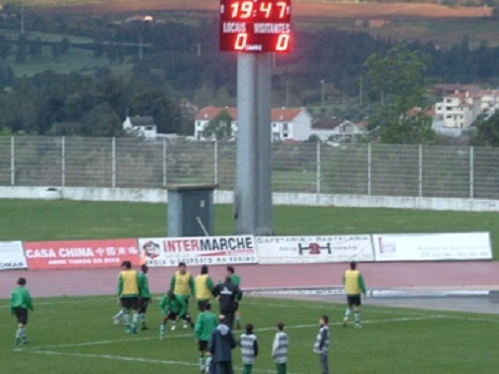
195 106 304 122
195 106 237 121
312 118 343 130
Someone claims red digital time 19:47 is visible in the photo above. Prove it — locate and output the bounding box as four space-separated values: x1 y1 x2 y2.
221 0 291 22
219 0 292 53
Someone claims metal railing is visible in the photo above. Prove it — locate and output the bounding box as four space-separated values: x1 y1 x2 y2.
1 136 499 200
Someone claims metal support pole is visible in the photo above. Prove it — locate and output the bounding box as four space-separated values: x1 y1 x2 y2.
61 136 65 187
419 144 423 197
367 143 371 195
214 140 219 186
235 53 273 235
10 136 15 186
112 137 116 188
470 146 474 199
163 138 167 187
316 142 321 196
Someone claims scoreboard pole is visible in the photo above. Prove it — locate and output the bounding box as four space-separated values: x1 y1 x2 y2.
235 53 273 235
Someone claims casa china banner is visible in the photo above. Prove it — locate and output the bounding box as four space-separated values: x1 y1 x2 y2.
24 239 141 270
138 235 258 267
0 241 27 270
372 232 492 261
256 235 375 264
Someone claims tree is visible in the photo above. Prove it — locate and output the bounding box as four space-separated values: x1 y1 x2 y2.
203 109 233 140
473 112 499 147
365 44 435 144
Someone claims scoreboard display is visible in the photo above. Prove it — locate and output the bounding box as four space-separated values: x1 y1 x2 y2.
220 0 292 53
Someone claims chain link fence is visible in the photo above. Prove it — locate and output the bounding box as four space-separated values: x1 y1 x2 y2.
1 136 499 200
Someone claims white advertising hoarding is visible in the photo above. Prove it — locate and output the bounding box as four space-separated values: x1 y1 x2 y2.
373 232 492 261
256 235 374 264
138 235 258 267
0 241 28 270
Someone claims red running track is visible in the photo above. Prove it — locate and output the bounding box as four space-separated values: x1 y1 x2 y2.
1 262 499 299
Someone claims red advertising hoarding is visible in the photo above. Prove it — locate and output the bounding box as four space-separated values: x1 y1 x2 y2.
24 239 140 270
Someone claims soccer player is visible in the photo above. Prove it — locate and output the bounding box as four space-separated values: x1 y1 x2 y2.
137 264 152 330
169 262 195 328
159 290 194 339
272 322 289 374
239 323 258 374
226 265 242 329
10 277 34 345
112 261 128 325
195 265 215 312
313 315 330 374
117 260 141 333
212 276 243 330
194 302 218 373
342 261 367 329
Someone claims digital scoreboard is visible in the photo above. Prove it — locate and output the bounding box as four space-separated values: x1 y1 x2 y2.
220 0 292 53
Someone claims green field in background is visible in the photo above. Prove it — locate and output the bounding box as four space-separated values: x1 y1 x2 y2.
0 199 498 258
0 295 498 373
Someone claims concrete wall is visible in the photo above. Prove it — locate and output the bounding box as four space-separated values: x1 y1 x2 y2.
2 186 499 212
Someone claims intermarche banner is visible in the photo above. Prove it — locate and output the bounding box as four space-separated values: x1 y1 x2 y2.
138 235 258 267
256 235 375 264
0 241 28 270
372 232 493 261
23 238 141 270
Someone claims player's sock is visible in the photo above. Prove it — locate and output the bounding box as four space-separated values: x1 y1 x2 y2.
354 311 361 325
159 323 165 339
131 313 139 333
205 354 212 373
344 308 351 319
199 354 205 372
140 313 148 329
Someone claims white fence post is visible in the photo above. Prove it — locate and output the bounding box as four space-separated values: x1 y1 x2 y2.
419 144 423 197
112 137 116 188
61 136 65 187
367 143 371 195
214 140 219 186
163 138 167 187
10 136 15 186
316 142 321 197
470 146 474 199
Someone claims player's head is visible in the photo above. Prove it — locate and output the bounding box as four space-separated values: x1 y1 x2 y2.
245 323 254 334
123 261 132 269
201 265 208 275
178 262 186 274
17 277 26 286
320 315 329 325
204 302 212 311
167 290 175 300
121 260 127 269
141 264 148 273
218 314 226 325
276 322 284 331
350 261 357 270
226 265 235 275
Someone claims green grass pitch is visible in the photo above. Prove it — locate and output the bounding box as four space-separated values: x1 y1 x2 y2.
1 199 499 372
1 295 499 373
0 199 498 258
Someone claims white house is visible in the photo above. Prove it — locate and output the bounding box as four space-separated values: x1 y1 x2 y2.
194 106 313 141
478 89 499 118
310 118 366 142
434 90 481 129
122 115 158 140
